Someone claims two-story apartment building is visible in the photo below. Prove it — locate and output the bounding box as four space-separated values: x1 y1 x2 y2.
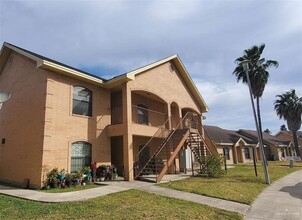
0 42 217 188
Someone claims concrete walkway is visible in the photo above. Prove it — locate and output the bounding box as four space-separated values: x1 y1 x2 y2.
0 177 249 215
1 170 301 218
138 185 249 215
245 169 302 220
0 181 152 203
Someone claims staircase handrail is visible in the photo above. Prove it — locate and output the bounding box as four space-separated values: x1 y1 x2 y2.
136 116 171 158
197 123 218 154
135 112 192 178
152 111 192 157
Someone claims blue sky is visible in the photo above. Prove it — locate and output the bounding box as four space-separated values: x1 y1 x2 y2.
0 0 301 134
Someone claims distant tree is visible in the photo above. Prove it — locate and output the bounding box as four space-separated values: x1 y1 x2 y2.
274 89 302 157
264 128 271 134
233 44 279 153
280 124 287 131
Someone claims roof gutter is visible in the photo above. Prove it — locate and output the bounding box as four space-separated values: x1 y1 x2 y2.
39 60 104 85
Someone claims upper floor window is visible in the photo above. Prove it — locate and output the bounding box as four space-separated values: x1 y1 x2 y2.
71 141 92 172
137 104 148 125
244 147 250 159
73 86 92 116
223 147 230 160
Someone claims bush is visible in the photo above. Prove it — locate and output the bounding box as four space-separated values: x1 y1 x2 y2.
199 154 224 178
96 165 118 180
46 168 59 188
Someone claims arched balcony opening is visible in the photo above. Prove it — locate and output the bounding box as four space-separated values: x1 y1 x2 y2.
181 108 201 129
132 90 168 128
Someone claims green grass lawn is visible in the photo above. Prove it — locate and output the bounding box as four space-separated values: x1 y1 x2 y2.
0 190 242 220
160 161 302 205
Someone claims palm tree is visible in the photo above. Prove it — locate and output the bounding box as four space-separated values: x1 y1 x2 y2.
264 128 271 134
280 124 287 131
233 44 279 147
274 89 302 157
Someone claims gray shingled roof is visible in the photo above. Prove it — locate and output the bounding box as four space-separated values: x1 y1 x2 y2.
204 125 256 145
4 42 107 82
238 129 290 146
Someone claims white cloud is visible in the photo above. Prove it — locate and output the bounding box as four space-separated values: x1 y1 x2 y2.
0 0 301 133
148 0 202 21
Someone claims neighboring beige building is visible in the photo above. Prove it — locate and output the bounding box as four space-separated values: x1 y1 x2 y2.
237 130 291 161
275 130 302 159
0 42 217 188
204 126 292 164
204 125 257 164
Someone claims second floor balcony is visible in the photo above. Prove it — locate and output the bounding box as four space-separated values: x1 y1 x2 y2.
108 90 201 137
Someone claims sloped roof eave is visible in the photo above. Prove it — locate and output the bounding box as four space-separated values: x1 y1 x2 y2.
1 42 209 111
105 54 209 112
1 42 106 86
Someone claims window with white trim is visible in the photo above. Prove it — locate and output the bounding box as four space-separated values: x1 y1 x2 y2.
223 147 230 160
71 141 91 172
244 147 251 159
73 86 92 116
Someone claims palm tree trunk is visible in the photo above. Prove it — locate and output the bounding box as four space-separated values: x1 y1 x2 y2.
292 130 301 157
256 97 270 184
256 97 267 160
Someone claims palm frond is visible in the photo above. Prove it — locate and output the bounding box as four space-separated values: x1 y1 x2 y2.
233 43 278 99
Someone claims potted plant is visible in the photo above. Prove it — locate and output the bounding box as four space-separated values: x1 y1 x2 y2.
58 169 66 181
96 165 107 181
64 173 73 187
46 168 59 188
73 169 83 185
81 166 91 183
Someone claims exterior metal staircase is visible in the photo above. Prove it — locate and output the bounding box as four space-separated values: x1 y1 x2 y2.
187 132 208 162
135 112 218 183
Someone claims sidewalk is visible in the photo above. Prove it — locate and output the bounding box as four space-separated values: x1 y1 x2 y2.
0 181 152 203
245 169 302 220
0 177 248 215
138 185 249 215
1 170 301 218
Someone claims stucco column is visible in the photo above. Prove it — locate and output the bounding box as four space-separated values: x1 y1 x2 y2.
122 83 134 181
167 103 172 129
177 106 182 129
233 145 238 164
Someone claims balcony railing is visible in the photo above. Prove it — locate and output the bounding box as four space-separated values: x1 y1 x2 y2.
132 105 167 127
111 105 168 126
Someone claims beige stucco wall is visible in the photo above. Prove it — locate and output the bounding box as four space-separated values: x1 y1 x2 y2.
0 52 47 188
276 132 302 156
110 61 206 180
0 51 112 188
217 145 234 164
42 68 111 175
242 146 254 163
132 92 166 127
0 52 207 186
129 62 201 114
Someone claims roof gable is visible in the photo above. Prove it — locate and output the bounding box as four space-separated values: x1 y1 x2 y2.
275 130 302 140
106 54 208 112
0 42 106 85
0 42 208 112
